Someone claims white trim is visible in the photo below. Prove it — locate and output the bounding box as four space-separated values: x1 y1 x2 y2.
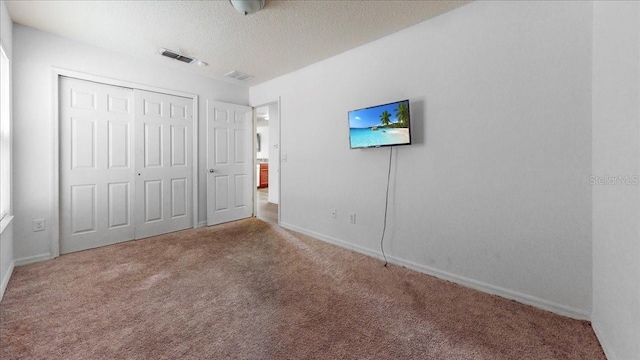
51 67 199 256
52 68 197 99
197 220 207 228
191 96 199 229
15 253 52 266
280 221 591 321
252 106 257 217
0 259 14 301
276 96 281 226
51 70 60 258
592 317 616 360
280 222 387 258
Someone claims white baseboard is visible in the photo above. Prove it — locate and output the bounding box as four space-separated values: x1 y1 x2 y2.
197 221 207 228
280 222 590 321
385 254 590 320
0 260 15 302
592 317 615 360
15 253 52 266
281 222 381 258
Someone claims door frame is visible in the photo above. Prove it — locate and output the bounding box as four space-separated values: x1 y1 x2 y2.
252 98 281 225
50 68 199 258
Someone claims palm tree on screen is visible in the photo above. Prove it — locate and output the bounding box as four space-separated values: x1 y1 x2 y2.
395 102 409 126
380 110 391 126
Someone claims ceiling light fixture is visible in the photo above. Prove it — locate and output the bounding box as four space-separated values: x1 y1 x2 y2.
229 0 265 15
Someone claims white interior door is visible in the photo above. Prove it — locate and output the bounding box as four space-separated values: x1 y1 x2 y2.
206 100 253 225
60 77 135 253
134 90 193 238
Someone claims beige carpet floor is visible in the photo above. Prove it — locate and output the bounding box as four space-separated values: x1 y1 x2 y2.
0 218 605 359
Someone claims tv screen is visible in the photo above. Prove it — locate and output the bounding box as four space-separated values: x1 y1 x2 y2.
348 100 411 149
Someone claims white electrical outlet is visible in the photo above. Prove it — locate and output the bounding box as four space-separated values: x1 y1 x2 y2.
330 209 337 219
33 219 45 232
349 213 356 224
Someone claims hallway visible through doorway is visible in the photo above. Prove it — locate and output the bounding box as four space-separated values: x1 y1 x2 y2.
255 103 279 225
256 188 278 224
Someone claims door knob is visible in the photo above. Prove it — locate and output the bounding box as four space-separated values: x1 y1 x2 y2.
209 169 215 173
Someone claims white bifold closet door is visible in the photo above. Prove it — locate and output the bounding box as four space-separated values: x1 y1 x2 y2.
60 77 192 254
134 89 193 239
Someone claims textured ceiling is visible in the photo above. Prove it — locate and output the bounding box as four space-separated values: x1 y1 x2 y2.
5 0 469 86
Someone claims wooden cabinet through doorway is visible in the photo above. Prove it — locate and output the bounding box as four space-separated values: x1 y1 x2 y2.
259 163 269 188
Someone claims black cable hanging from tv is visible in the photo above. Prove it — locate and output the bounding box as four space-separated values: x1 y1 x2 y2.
380 146 393 267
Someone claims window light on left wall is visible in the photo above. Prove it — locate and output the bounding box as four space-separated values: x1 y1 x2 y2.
0 43 12 231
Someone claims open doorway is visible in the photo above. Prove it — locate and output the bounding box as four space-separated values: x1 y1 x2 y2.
255 102 279 225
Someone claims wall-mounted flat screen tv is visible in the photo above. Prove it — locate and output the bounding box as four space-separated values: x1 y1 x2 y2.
348 99 411 149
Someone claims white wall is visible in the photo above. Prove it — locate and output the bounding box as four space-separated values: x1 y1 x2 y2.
12 25 249 261
592 2 640 359
251 1 593 317
0 0 14 301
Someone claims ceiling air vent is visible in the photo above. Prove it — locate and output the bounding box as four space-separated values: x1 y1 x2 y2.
225 70 255 81
160 48 196 64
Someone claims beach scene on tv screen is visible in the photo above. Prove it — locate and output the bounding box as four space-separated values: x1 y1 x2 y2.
349 100 410 148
